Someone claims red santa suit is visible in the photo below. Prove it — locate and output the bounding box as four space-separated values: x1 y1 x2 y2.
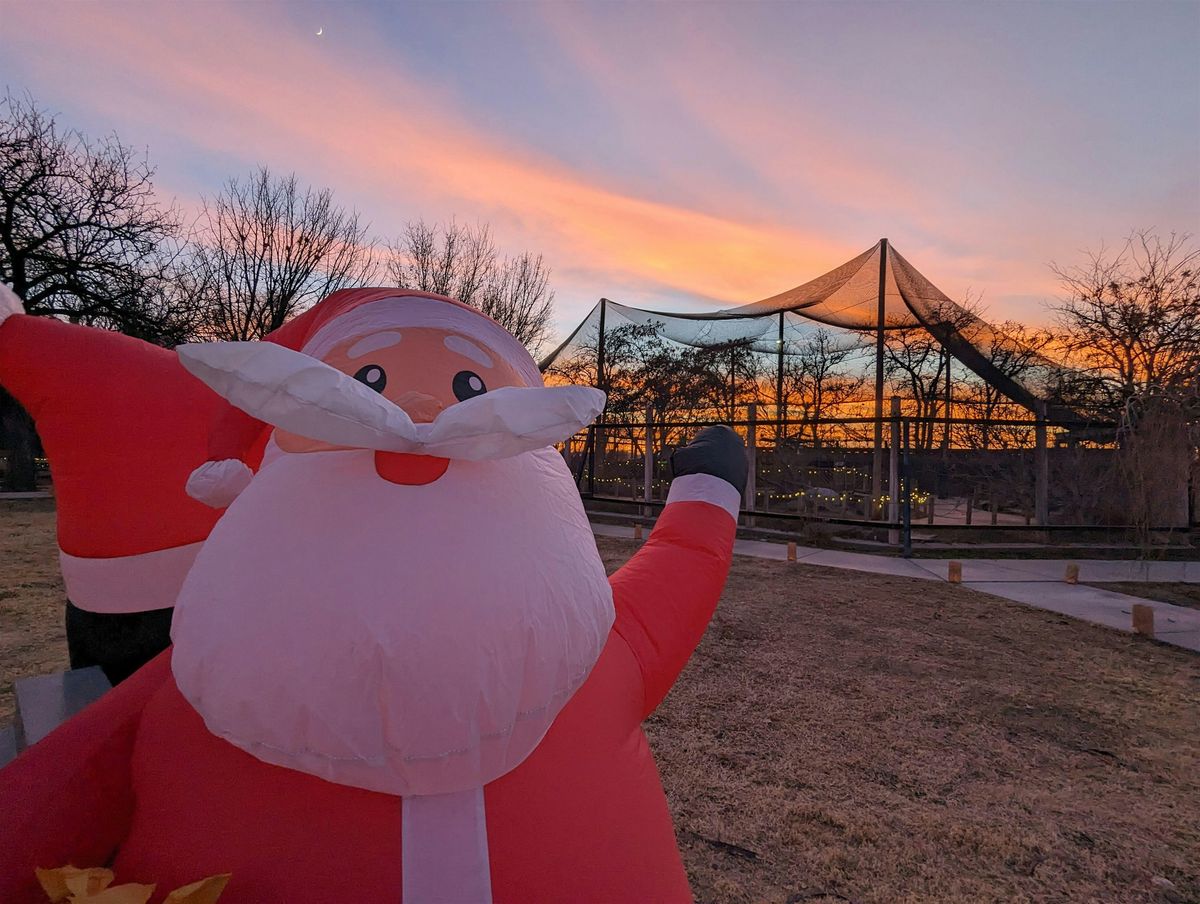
0 284 308 680
0 291 743 903
0 285 230 681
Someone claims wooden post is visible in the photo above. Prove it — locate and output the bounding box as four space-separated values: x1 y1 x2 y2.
633 522 643 542
948 561 962 583
990 490 998 526
643 404 654 518
1065 563 1079 584
585 426 596 496
1035 400 1049 527
744 403 757 526
888 396 900 543
965 490 974 526
787 541 797 562
1132 603 1155 637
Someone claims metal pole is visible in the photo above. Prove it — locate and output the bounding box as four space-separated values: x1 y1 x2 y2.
596 298 608 399
588 298 608 497
643 403 654 518
902 416 913 557
872 238 889 502
944 353 952 450
729 344 736 422
776 311 785 443
889 396 900 543
744 403 757 526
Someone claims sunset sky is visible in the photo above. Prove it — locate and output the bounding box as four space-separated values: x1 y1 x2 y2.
2 0 1197 341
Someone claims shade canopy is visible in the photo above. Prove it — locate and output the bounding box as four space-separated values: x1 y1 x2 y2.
541 240 1075 419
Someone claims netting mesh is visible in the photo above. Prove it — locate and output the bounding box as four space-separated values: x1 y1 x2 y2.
886 246 1073 418
541 240 1076 421
731 242 914 328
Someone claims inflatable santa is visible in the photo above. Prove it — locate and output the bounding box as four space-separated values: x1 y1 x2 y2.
0 283 231 683
0 281 337 682
0 290 746 903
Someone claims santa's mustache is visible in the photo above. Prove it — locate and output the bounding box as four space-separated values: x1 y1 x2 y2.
177 341 604 460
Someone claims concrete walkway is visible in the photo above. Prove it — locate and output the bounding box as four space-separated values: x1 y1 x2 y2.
592 522 1200 654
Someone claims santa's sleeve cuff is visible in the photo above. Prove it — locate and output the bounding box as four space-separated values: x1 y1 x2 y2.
665 473 741 521
186 458 254 508
0 282 24 328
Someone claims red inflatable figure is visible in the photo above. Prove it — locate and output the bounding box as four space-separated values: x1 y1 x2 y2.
0 290 745 903
0 284 229 682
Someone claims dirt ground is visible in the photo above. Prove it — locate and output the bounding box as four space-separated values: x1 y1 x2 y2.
2 502 1198 903
1090 582 1200 612
0 499 67 721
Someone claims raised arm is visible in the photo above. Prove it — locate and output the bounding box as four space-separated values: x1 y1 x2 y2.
0 309 224 558
610 427 746 718
0 652 171 903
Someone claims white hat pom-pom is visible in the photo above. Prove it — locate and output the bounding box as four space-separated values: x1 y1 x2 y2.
187 459 253 508
0 282 25 327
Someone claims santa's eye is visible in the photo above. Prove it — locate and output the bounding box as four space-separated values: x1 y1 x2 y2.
353 364 387 393
453 370 487 401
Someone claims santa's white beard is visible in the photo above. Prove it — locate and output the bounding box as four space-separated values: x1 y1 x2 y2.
171 446 614 797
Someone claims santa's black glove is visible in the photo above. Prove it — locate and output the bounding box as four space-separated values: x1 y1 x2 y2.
670 425 748 497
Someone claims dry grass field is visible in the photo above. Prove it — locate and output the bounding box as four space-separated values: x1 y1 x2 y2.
597 540 1200 904
2 502 1197 903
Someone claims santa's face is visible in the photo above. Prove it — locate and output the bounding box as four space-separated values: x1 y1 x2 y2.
171 312 613 797
275 326 527 485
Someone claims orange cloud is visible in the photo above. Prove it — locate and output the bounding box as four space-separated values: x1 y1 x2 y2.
3 3 859 310
2 1 1083 337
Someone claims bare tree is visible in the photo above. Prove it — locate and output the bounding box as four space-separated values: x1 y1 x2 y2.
0 92 184 338
883 321 947 450
1049 231 1200 410
955 321 1057 449
0 93 189 489
689 340 762 424
783 328 867 445
883 295 990 449
547 321 712 417
388 219 555 352
192 167 377 340
388 219 494 302
478 251 556 353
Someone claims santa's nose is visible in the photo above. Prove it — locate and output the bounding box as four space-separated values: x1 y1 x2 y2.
393 390 444 424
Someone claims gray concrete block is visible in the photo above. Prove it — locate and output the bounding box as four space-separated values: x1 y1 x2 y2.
0 723 18 768
15 666 112 747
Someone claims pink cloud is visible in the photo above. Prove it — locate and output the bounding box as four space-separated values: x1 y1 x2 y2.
1 3 860 314
3 0 1132 336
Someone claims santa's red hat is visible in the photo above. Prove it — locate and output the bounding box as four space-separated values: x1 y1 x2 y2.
186 289 545 507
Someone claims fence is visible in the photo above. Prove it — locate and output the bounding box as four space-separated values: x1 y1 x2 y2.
562 400 1197 548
